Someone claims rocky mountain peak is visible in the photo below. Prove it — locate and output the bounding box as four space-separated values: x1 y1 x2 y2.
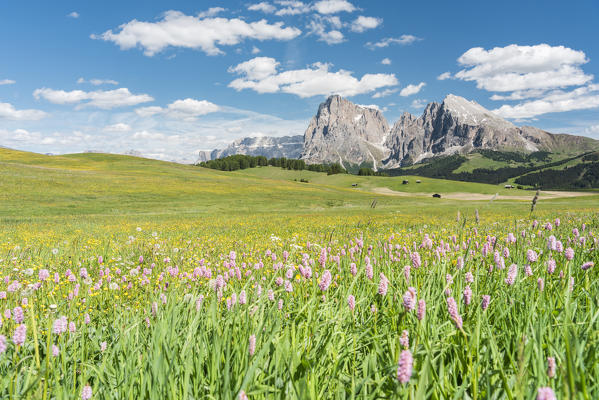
201 94 599 168
441 94 514 128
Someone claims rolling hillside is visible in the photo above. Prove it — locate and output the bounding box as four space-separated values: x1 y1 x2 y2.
1 148 597 222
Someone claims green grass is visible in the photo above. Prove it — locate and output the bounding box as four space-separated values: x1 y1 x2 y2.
1 148 599 399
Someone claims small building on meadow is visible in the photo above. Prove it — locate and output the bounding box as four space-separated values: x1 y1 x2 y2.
402 180 409 185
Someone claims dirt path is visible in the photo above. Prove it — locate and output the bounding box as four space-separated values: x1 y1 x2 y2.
370 187 596 201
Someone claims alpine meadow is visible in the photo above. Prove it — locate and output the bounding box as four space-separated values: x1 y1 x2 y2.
1 1 599 399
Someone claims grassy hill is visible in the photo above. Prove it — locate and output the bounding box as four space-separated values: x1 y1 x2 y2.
1 148 598 224
387 150 599 189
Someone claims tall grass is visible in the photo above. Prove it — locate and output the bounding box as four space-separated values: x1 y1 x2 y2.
0 212 597 399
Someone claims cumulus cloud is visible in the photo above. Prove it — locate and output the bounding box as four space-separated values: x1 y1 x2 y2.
366 35 420 49
248 2 276 13
77 77 119 86
307 16 344 44
313 0 356 14
449 44 599 118
399 82 426 97
274 1 311 16
437 72 451 80
372 88 398 98
381 58 391 65
0 79 15 85
198 7 226 18
135 98 220 120
92 10 301 56
67 12 79 18
228 56 398 98
0 102 48 120
584 124 599 135
493 84 599 119
351 16 381 33
454 44 592 92
33 87 154 109
104 123 131 132
251 46 261 54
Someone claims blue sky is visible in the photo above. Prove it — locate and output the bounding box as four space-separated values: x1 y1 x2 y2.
1 0 598 162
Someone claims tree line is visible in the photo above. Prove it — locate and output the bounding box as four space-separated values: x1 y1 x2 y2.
198 155 347 175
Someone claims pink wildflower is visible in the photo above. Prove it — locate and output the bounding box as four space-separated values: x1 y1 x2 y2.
417 299 426 321
463 285 472 305
481 295 490 311
446 297 463 329
538 278 544 291
318 270 332 291
505 264 517 285
547 357 556 378
403 287 417 312
13 324 26 346
12 306 24 324
378 273 389 296
347 295 355 312
249 335 256 356
400 330 409 349
396 350 413 384
81 384 92 400
527 249 538 263
537 387 556 400
0 335 6 354
581 261 594 271
52 344 60 357
547 259 556 274
564 247 574 261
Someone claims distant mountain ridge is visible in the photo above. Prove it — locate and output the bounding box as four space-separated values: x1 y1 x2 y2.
198 135 303 162
199 95 599 167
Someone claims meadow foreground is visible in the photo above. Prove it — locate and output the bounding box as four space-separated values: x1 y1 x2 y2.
0 210 597 399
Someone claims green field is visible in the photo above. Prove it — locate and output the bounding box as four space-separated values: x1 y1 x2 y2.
1 148 598 399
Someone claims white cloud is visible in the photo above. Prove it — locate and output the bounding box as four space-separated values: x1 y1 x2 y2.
135 98 220 120
493 84 599 119
584 124 599 135
489 89 548 101
67 12 79 19
198 7 226 18
372 88 398 98
411 99 427 109
437 72 451 80
0 79 15 85
92 10 301 56
228 56 398 98
0 102 48 120
33 88 154 109
307 17 344 44
228 57 280 80
274 1 311 16
105 123 131 132
366 35 420 49
400 82 426 97
313 0 356 14
351 16 381 33
248 2 276 13
381 58 391 65
454 44 592 92
77 77 119 86
251 46 261 54
134 106 163 117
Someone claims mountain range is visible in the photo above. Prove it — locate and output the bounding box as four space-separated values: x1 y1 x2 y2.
199 94 599 169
